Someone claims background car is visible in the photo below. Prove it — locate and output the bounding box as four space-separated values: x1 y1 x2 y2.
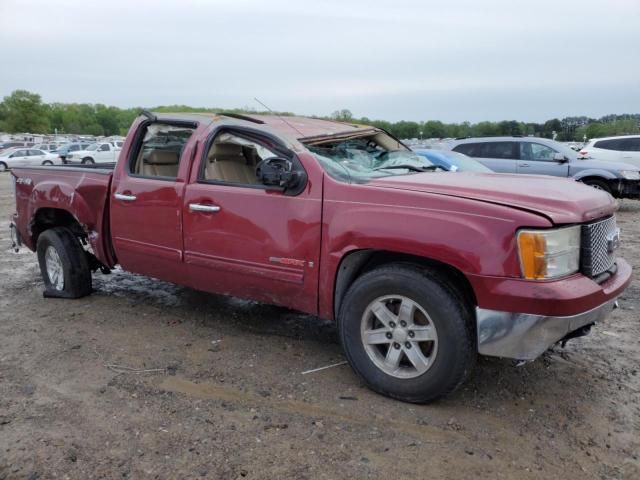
35 143 61 153
57 142 93 163
0 148 60 171
413 149 493 172
0 141 26 153
579 135 640 168
446 136 640 198
65 141 122 164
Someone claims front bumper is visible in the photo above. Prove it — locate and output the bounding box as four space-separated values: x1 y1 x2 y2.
9 218 22 251
612 178 640 199
476 298 618 360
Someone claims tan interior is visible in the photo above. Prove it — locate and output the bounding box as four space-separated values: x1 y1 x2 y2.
206 143 258 184
141 150 180 177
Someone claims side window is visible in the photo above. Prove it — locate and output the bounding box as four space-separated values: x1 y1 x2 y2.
452 143 479 156
129 123 195 179
201 132 278 186
595 139 624 151
28 149 42 156
479 142 516 160
13 150 27 157
520 143 556 161
99 144 110 151
70 145 80 152
629 138 640 152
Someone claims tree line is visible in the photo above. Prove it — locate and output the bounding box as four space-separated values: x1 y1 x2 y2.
1 90 639 142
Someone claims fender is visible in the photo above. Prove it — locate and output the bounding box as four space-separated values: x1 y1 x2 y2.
573 169 618 181
317 177 552 320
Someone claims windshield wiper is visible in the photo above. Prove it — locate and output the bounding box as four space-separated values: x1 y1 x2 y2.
373 164 440 172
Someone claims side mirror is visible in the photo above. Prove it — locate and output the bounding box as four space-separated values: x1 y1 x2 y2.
256 157 302 189
553 153 568 163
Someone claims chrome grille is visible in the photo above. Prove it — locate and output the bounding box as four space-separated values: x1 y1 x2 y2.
581 216 618 277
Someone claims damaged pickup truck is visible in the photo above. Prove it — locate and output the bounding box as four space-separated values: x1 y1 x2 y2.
9 112 632 403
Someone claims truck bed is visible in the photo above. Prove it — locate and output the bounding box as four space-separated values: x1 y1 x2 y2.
11 164 115 267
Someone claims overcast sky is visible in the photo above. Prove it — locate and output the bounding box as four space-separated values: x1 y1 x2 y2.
1 0 638 122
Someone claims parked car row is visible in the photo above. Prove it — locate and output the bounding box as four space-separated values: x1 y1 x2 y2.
0 148 60 172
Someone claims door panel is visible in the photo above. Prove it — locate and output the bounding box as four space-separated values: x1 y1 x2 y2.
183 183 322 315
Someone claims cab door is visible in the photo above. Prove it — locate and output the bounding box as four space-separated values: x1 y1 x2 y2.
182 129 322 314
9 149 30 167
109 120 198 284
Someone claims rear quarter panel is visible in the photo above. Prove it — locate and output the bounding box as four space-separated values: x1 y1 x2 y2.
12 167 114 266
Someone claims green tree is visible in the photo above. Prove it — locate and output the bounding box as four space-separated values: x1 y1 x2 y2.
0 89 50 133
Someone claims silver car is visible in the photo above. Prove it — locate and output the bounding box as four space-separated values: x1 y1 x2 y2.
447 136 640 199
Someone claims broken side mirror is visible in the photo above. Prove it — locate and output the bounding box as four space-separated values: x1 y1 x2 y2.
256 157 303 190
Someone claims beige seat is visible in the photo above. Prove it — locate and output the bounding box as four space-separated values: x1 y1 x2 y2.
206 143 258 184
142 150 180 177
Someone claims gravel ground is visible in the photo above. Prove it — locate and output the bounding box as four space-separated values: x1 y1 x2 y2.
0 172 638 479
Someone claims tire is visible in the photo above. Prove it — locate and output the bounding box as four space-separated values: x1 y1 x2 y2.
0 162 8 172
338 264 476 403
82 157 95 165
41 160 53 166
582 178 612 195
36 227 92 298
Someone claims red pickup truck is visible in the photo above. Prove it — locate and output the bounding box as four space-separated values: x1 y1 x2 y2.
9 112 632 402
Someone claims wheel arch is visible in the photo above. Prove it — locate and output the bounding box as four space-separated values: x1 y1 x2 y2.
333 249 478 320
31 207 85 245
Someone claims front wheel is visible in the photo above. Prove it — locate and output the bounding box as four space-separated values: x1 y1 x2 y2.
0 162 8 172
36 227 92 298
42 160 53 166
339 264 476 403
582 178 612 195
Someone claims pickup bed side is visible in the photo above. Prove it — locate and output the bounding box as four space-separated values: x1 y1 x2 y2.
12 166 115 267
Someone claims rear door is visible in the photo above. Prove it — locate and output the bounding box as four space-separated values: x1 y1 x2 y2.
110 120 198 283
454 142 518 173
517 142 569 176
182 128 322 314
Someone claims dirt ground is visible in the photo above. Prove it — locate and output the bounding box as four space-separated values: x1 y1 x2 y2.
0 172 638 480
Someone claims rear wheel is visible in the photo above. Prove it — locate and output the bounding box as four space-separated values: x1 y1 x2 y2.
0 162 7 172
582 178 612 195
338 264 476 403
82 157 95 165
41 160 53 166
36 227 92 298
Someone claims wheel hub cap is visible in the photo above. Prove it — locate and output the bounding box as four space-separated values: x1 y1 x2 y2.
361 295 439 379
45 246 64 291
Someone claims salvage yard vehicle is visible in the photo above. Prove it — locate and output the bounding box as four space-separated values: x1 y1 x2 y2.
412 149 493 172
64 140 122 164
579 135 640 168
0 147 60 171
9 112 632 403
449 136 640 199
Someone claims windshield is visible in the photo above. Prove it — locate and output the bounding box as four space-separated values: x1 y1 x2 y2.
306 133 438 183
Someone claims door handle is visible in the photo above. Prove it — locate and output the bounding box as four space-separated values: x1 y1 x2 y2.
519 163 530 167
114 193 137 201
189 203 221 213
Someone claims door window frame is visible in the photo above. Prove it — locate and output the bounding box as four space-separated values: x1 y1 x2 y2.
196 126 308 196
125 119 199 182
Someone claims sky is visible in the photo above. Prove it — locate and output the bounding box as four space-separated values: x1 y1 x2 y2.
1 0 639 123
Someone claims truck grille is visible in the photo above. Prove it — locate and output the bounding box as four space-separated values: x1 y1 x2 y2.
581 216 618 277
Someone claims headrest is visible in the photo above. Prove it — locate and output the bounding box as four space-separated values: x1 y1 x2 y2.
209 143 243 160
147 150 179 165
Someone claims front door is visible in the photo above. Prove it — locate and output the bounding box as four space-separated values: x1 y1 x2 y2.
517 142 569 176
182 129 322 314
110 121 197 283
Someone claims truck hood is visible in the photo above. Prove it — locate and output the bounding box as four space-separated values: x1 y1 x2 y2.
368 172 617 224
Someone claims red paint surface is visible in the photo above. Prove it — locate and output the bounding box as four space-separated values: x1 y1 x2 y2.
11 113 632 320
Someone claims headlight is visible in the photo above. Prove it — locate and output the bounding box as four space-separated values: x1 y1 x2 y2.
517 226 580 280
619 170 640 180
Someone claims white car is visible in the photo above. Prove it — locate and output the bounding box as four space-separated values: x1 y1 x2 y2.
0 148 60 172
580 135 640 168
65 141 123 164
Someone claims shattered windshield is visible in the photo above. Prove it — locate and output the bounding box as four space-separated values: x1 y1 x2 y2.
306 134 439 183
